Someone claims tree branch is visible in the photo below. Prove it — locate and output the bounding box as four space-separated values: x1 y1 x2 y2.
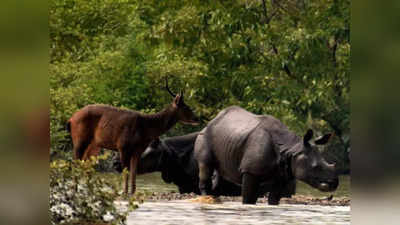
262 0 268 21
261 0 301 84
330 36 339 67
322 114 349 152
261 0 278 25
329 34 343 97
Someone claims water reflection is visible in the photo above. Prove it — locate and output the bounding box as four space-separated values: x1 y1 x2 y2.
127 201 350 225
125 173 350 224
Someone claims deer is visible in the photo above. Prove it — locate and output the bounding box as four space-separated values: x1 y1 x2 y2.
67 77 200 195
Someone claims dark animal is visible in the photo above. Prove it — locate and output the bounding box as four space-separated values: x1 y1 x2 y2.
194 106 338 205
137 132 203 194
67 78 199 195
136 132 296 199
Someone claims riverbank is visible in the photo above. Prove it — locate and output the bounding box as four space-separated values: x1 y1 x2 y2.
136 191 350 206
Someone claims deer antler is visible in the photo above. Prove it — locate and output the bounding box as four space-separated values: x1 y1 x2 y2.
165 76 176 97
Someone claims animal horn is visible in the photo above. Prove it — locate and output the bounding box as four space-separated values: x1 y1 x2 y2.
165 77 176 97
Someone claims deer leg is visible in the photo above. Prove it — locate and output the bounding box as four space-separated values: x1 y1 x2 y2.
129 154 140 195
72 140 90 160
124 172 129 196
82 142 100 160
119 150 131 196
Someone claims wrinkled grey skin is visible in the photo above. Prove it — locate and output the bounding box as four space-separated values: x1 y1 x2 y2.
194 106 338 205
136 132 296 198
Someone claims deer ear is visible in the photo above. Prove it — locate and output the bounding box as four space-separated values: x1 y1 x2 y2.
303 129 313 146
315 133 333 145
173 95 181 106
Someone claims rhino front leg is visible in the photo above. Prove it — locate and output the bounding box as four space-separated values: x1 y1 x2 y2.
242 173 260 204
268 179 296 205
198 162 213 195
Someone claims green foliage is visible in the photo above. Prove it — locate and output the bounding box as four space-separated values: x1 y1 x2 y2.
50 0 350 169
49 0 136 62
49 153 138 225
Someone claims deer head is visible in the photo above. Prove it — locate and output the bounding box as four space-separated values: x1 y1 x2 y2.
166 77 199 125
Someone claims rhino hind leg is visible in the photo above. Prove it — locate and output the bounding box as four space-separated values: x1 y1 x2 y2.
241 173 260 204
211 171 220 196
198 162 214 195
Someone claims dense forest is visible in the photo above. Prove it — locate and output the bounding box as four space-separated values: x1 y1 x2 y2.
50 0 350 172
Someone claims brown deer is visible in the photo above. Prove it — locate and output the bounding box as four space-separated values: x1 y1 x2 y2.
67 78 199 195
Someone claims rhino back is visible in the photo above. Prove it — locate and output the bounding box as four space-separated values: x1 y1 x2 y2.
205 107 263 183
258 115 300 147
204 106 299 184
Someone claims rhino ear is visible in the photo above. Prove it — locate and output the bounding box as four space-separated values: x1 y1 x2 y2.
315 133 333 145
303 129 313 146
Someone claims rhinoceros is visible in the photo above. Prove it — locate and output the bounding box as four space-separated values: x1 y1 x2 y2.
135 132 295 198
194 106 338 205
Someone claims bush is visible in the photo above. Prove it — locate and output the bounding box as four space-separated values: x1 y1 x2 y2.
49 153 137 225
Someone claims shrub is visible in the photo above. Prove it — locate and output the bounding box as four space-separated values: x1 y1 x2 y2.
49 153 137 225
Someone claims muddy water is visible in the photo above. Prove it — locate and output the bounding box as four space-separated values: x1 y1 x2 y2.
124 174 350 224
126 201 350 225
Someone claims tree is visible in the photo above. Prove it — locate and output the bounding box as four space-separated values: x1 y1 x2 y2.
50 0 350 171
